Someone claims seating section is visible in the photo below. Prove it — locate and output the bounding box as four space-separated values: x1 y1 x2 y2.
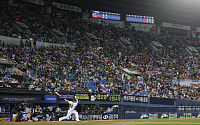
0 1 199 101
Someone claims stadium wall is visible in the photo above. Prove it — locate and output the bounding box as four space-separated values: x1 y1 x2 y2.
0 91 200 120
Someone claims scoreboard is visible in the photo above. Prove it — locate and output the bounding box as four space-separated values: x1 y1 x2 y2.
126 14 154 24
92 10 120 20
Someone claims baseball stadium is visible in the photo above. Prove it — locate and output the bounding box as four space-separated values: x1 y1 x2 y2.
0 0 200 125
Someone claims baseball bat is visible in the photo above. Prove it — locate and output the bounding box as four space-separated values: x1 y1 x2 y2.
55 92 69 102
55 92 61 96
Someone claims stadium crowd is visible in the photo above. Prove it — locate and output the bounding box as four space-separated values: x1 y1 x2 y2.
0 1 81 44
0 1 199 101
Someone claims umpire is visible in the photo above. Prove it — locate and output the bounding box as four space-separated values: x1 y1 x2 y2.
11 101 26 122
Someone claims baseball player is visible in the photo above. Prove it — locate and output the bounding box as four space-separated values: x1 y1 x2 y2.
59 96 80 122
11 101 26 122
32 105 43 121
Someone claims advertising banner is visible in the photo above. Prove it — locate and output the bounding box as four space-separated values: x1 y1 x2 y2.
59 94 90 101
52 2 82 12
59 94 74 99
22 0 44 6
91 94 121 102
0 95 43 103
75 94 90 101
90 18 123 28
61 113 118 121
130 23 156 32
178 105 200 112
123 95 148 103
125 112 200 119
162 22 191 31
172 79 200 88
44 95 57 103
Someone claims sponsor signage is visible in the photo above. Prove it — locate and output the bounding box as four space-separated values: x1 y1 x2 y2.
59 94 90 101
76 94 90 101
91 94 121 102
120 68 141 76
178 106 200 112
36 41 76 49
172 79 200 88
0 95 43 103
44 95 57 103
125 112 200 119
64 113 118 121
59 95 74 99
162 22 191 31
123 96 148 103
22 0 44 6
90 18 123 28
52 2 82 12
129 23 156 32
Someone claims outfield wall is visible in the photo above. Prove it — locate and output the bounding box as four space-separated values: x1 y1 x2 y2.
0 91 200 120
125 112 200 119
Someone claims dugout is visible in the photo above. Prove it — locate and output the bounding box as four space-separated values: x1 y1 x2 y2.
0 90 57 121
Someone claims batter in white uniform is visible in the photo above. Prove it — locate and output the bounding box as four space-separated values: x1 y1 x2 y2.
59 96 80 122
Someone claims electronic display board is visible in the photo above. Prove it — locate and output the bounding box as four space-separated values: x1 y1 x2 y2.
126 14 154 24
92 10 120 20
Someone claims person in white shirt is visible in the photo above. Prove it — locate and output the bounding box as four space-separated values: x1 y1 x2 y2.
59 96 80 122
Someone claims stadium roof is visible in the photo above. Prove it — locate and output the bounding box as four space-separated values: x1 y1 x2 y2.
57 0 200 26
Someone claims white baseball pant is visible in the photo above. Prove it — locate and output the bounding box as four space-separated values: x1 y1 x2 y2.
32 117 38 121
59 110 79 121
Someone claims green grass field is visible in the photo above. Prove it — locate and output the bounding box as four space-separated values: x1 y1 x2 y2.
1 118 200 125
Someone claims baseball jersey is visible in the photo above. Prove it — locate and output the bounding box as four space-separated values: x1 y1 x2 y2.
68 97 78 111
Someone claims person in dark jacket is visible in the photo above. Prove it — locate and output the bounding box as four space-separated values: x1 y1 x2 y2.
12 101 26 122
